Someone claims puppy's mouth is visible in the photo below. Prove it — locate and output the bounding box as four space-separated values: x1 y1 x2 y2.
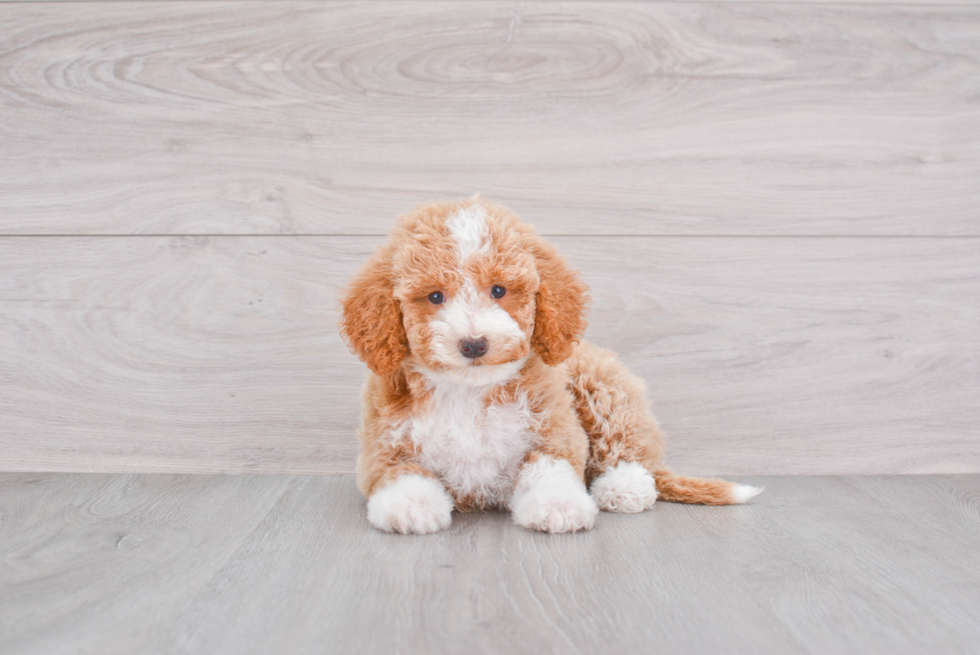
424 355 530 388
464 354 528 371
463 354 500 367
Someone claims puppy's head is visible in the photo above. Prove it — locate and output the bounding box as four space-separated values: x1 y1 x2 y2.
341 199 589 385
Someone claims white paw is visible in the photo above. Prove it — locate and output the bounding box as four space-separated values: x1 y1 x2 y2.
366 474 454 534
510 456 599 533
590 461 658 513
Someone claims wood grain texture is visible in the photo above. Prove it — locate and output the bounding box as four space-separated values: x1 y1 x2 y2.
1 473 979 654
1 2 978 235
7 0 975 4
1 235 977 475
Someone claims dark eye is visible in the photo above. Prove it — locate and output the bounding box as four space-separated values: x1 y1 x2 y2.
491 285 506 299
428 291 445 305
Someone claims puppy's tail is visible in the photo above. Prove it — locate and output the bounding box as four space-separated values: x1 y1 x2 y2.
652 467 763 505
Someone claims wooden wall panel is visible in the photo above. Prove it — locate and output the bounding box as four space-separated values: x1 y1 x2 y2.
1 1 976 475
0 2 977 236
1 235 976 475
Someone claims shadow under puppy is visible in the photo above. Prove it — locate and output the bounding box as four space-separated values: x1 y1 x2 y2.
341 198 761 534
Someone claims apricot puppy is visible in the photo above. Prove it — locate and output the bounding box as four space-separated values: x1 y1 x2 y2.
341 198 760 534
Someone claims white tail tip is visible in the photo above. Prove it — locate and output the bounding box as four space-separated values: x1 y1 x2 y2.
730 484 764 504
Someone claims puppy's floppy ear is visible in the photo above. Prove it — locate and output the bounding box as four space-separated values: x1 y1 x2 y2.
530 238 589 365
340 246 408 377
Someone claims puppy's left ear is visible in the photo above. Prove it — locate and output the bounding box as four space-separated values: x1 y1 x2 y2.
530 238 589 365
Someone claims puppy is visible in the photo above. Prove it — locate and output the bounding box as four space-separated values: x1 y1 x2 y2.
341 198 761 534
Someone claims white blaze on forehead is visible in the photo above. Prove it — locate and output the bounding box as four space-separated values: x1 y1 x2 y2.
446 205 490 265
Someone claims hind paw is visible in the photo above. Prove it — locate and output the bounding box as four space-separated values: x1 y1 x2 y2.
590 462 658 513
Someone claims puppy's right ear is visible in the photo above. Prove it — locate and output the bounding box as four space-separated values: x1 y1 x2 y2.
340 246 408 377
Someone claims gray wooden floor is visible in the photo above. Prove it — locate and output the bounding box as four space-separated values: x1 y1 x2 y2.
1 473 979 655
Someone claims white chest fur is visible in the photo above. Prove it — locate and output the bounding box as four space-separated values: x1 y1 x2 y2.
407 378 538 507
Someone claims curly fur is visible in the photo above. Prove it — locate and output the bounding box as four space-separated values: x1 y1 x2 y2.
341 197 761 534
340 245 408 377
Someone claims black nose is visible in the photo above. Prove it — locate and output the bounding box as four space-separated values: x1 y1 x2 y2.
459 338 489 359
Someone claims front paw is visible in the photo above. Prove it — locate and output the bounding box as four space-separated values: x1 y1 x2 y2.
511 456 599 533
512 491 598 533
367 474 454 534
